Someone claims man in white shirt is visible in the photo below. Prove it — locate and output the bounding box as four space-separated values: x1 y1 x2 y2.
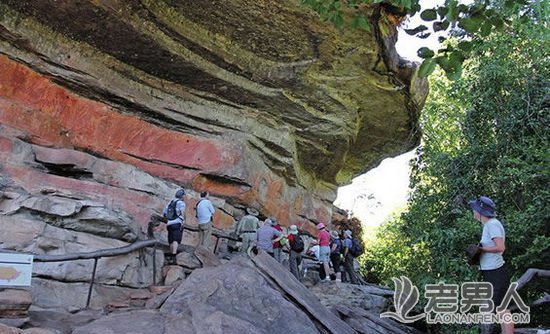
196 191 215 248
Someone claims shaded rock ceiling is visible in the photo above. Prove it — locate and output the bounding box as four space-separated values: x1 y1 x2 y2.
0 0 427 228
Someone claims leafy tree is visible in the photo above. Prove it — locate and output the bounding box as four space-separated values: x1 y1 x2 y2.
363 1 549 329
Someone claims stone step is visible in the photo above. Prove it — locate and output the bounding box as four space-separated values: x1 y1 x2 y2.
105 284 176 313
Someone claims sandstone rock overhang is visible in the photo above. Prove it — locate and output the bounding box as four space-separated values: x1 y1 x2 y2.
0 0 427 229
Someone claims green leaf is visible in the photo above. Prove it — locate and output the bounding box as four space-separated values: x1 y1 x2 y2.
445 63 462 81
417 32 431 39
435 56 450 70
491 17 504 30
357 14 371 32
446 0 459 21
457 4 469 13
443 51 464 80
420 9 437 21
433 20 450 32
411 2 422 15
404 24 428 35
459 15 483 33
504 0 517 10
480 20 492 37
485 8 496 18
333 12 344 27
457 41 473 52
401 0 412 10
418 58 437 77
437 6 448 19
449 51 464 65
351 14 359 28
417 47 435 58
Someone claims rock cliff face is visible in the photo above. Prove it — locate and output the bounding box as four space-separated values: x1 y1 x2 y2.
0 0 427 322
0 0 426 234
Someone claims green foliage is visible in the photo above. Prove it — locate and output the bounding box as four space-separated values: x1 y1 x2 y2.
364 5 549 329
301 0 538 79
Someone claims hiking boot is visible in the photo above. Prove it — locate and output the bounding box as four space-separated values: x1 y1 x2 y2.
166 254 177 265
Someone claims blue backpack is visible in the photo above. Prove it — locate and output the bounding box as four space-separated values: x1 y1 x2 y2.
349 239 364 257
164 200 180 221
331 239 342 254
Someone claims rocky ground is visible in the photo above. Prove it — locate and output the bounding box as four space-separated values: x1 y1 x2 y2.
0 248 421 334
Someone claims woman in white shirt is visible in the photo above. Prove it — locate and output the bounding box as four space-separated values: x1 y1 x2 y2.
470 196 513 334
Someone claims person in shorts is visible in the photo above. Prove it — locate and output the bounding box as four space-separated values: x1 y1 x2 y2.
316 223 331 282
164 188 186 264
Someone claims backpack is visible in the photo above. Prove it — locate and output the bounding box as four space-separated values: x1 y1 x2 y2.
164 200 180 221
290 235 304 253
331 239 342 254
349 238 364 257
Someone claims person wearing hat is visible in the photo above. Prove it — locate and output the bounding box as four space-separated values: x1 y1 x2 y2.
329 231 343 281
316 223 332 282
163 188 186 264
342 229 358 284
286 225 303 280
256 218 283 257
469 196 513 334
235 207 260 253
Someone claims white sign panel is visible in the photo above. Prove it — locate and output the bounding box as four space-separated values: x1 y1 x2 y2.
0 253 33 286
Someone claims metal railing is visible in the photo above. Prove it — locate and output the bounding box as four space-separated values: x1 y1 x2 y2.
5 223 331 308
16 225 241 308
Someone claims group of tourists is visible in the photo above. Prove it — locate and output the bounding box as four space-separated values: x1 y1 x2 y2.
161 186 515 331
235 208 363 284
311 224 362 284
162 187 365 283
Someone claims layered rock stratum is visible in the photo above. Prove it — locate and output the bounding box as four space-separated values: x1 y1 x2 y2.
0 0 427 326
0 0 426 231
